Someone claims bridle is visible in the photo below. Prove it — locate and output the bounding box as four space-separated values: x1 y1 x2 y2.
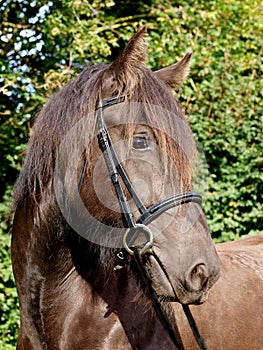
96 96 203 254
80 95 207 349
95 95 207 350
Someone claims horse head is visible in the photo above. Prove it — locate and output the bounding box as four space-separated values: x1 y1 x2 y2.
53 26 220 305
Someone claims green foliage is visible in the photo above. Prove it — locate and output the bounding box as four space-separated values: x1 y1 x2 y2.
180 1 263 241
0 190 19 349
0 0 262 346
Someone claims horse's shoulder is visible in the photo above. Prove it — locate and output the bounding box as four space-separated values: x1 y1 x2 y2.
216 233 263 252
216 234 263 280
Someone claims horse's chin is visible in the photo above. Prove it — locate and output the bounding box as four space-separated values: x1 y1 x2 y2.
175 289 210 305
156 285 210 305
157 290 209 305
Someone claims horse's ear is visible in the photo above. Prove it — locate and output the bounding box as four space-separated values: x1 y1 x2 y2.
102 26 148 96
155 52 192 89
113 26 148 69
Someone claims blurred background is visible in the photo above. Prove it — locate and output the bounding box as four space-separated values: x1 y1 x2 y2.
0 0 262 347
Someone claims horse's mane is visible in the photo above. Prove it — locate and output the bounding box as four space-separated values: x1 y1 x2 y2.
13 61 194 209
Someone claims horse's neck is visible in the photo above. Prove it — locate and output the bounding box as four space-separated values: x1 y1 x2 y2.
68 234 183 349
98 268 182 349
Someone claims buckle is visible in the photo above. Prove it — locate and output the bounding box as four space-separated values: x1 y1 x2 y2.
123 224 153 256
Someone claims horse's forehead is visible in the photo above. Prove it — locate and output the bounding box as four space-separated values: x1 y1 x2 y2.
103 102 146 128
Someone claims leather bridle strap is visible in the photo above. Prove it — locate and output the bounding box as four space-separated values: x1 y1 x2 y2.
182 304 207 350
122 191 202 256
97 101 136 228
133 249 185 350
150 250 208 350
96 96 148 229
137 192 202 225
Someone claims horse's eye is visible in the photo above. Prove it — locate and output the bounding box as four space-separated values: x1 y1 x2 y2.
132 136 149 150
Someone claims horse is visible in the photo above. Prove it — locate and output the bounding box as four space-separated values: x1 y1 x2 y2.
11 26 221 349
173 233 263 349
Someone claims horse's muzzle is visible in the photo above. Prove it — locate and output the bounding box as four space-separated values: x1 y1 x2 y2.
148 253 221 305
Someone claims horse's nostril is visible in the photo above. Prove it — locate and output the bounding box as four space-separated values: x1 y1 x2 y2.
185 264 209 292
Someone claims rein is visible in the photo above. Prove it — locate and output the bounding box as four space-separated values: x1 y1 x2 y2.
133 249 185 349
79 95 208 349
